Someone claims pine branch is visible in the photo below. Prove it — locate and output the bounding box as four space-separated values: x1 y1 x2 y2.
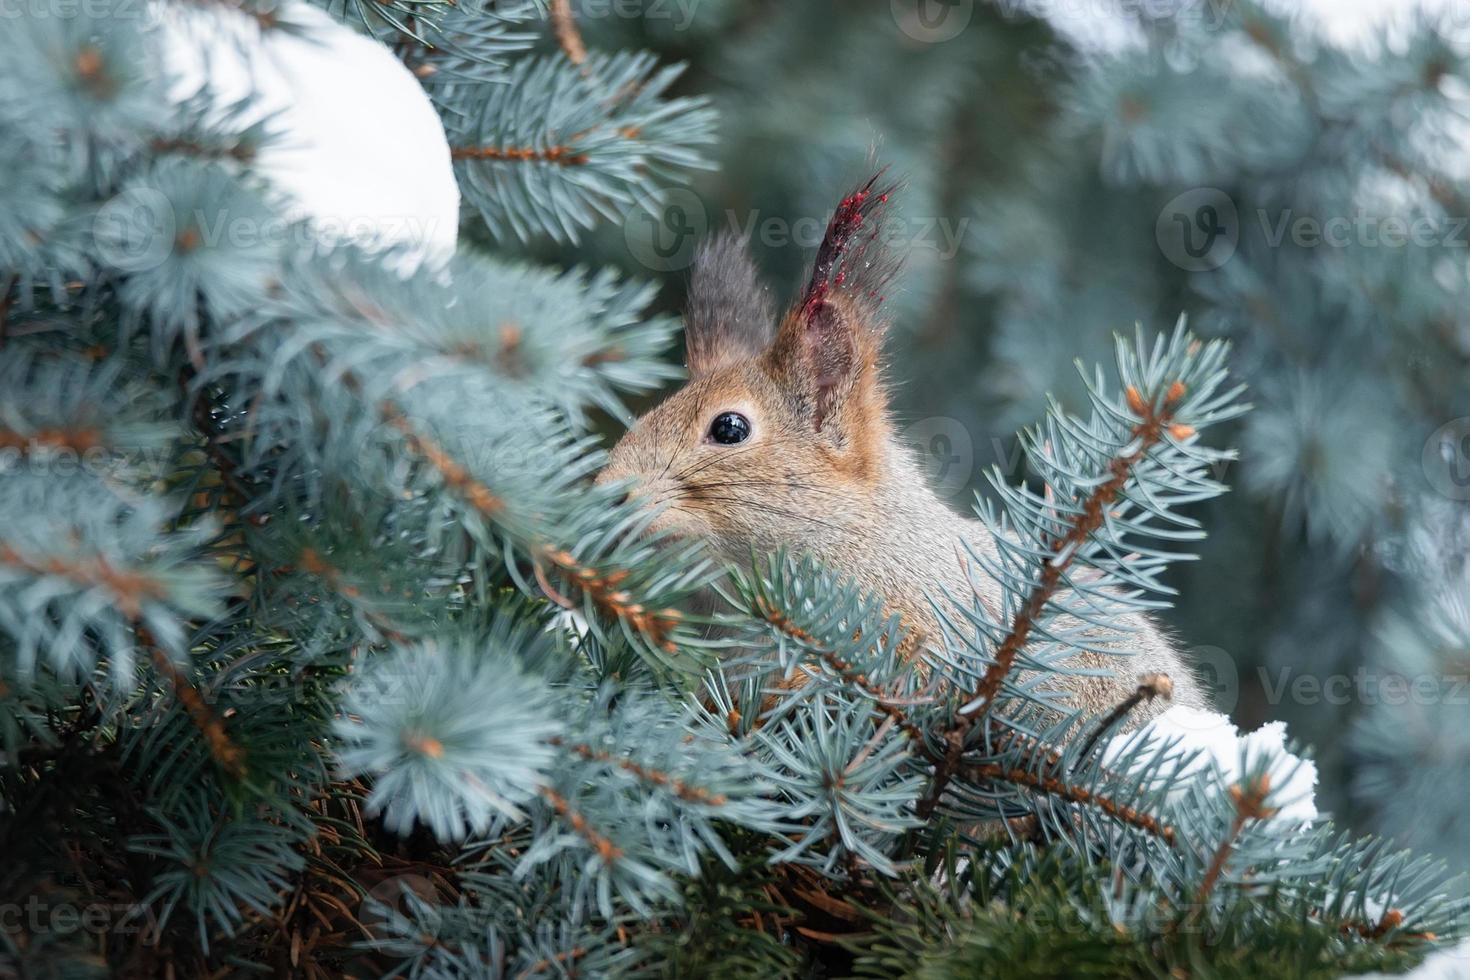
380 399 507 518
295 547 409 644
751 595 928 748
450 144 591 165
957 381 1189 723
554 737 728 806
1193 774 1276 910
140 628 248 781
960 761 1178 846
537 546 682 654
540 786 623 863
0 543 166 620
182 369 268 529
920 378 1191 819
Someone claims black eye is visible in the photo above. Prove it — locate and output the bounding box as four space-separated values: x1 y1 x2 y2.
708 411 751 445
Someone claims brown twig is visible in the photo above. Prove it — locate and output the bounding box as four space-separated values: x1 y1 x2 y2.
140 627 247 781
0 544 166 619
450 144 590 166
751 596 930 750
548 0 587 65
956 383 1186 722
516 947 587 980
1194 774 1276 910
962 761 1177 846
540 787 622 863
380 401 507 518
150 136 256 164
538 546 682 653
918 380 1189 820
382 400 680 651
1338 908 1436 943
296 547 408 644
1076 673 1174 763
554 738 727 806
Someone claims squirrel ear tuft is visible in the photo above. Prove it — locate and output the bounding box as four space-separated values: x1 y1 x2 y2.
684 234 775 376
764 172 899 438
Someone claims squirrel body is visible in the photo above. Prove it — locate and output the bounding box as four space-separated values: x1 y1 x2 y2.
599 178 1204 721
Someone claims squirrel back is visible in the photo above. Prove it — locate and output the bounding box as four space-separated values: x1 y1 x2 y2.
598 175 1204 720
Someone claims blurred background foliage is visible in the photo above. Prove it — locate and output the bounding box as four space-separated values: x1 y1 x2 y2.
529 0 1470 870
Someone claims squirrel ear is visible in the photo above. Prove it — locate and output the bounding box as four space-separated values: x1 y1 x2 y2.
763 172 899 439
684 234 775 376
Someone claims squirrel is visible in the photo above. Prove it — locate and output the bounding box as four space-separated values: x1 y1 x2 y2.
598 175 1204 722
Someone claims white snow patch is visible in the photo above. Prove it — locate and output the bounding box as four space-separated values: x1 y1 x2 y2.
1017 0 1470 54
1102 704 1319 828
153 1 459 271
1361 939 1470 979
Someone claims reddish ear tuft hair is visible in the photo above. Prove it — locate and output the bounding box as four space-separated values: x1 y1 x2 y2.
761 172 900 463
798 170 901 323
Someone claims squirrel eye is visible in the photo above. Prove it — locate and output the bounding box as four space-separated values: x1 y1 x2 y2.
708 411 751 445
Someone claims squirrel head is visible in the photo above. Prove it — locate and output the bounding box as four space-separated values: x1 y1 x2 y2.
599 174 902 560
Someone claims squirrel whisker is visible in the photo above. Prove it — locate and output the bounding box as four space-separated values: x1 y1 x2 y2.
673 492 844 532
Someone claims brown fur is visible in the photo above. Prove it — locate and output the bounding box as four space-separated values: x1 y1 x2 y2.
598 180 1205 721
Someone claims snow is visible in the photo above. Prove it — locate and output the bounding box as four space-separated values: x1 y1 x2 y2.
1102 704 1319 827
1362 939 1470 979
153 1 459 270
1028 0 1469 53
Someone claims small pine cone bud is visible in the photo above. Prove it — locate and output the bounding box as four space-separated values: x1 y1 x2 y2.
1125 385 1148 417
